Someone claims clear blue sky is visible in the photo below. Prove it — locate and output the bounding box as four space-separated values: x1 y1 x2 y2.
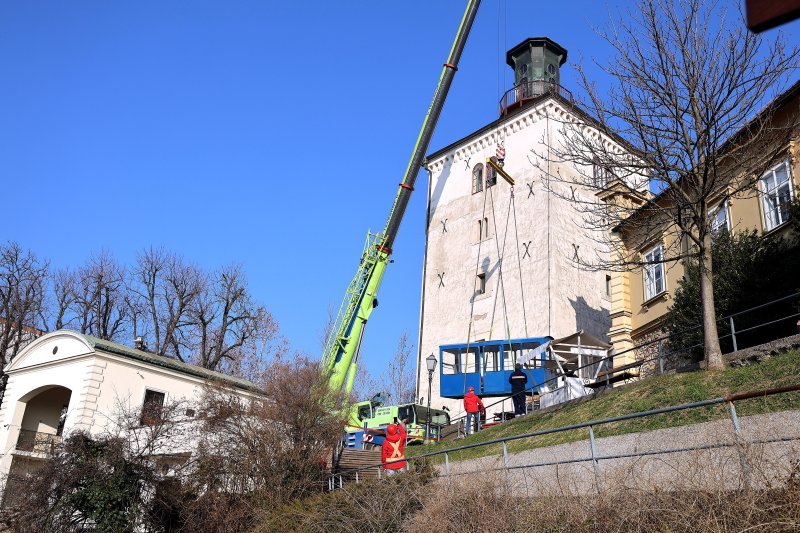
1 2 798 381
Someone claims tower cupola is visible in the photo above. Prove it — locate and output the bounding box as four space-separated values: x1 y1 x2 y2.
500 37 569 114
506 37 568 86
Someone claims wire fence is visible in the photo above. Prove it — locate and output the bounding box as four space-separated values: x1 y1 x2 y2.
330 382 800 491
441 291 800 431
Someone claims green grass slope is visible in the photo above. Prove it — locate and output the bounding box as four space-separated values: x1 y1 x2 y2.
409 349 800 464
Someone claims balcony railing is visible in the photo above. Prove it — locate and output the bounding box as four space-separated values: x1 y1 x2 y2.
499 80 574 115
15 429 61 456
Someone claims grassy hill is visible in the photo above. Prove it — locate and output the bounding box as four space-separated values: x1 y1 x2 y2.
408 349 800 464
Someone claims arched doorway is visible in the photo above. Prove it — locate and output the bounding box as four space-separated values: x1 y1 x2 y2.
2 386 72 508
16 386 72 453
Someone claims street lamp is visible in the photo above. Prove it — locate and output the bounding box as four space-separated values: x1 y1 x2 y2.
425 353 437 444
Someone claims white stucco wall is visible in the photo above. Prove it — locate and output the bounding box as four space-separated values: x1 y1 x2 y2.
418 98 637 419
0 330 256 493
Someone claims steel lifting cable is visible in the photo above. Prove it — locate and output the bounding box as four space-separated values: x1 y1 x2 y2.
462 177 491 393
486 183 515 354
511 191 529 339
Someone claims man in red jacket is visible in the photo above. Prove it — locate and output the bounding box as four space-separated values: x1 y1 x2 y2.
381 419 407 476
463 386 485 435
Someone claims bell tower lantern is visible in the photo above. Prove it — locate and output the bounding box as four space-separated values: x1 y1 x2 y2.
506 37 568 88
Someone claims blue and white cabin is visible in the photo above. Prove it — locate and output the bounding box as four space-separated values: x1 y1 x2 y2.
439 336 553 398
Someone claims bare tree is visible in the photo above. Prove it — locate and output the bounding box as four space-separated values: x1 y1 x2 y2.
130 248 204 360
0 242 48 376
49 268 76 332
537 0 798 369
193 264 282 375
182 359 345 530
69 251 128 341
379 331 416 404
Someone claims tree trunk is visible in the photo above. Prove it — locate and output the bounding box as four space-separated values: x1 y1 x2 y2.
699 234 724 370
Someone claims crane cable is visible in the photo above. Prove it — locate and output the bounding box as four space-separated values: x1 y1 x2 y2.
461 174 491 393
485 178 533 384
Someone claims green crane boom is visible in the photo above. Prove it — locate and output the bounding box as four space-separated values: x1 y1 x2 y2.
322 0 482 396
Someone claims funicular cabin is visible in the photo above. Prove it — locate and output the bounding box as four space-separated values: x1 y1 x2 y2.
439 336 553 399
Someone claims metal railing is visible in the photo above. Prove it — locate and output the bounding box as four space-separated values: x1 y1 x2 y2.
15 429 61 456
499 80 574 115
329 382 800 490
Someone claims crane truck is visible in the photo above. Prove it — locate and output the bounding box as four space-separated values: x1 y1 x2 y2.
321 0 482 448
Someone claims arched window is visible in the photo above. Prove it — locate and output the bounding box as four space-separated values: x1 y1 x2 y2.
472 163 484 193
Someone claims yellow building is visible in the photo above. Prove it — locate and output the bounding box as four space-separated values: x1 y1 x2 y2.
606 81 800 364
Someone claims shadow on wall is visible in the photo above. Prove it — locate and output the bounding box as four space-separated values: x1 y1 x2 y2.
569 296 610 341
430 160 452 214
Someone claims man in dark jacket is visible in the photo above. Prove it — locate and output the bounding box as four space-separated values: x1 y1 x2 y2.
509 363 528 416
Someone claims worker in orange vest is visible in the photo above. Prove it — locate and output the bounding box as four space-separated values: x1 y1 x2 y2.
463 386 485 435
381 418 407 476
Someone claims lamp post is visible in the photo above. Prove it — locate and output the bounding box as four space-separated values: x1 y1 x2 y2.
425 353 437 444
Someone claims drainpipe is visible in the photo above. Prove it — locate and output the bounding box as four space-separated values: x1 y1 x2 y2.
416 164 433 401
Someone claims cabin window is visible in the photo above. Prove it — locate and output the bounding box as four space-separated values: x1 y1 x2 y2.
442 351 460 375
461 348 478 374
357 404 372 421
503 347 515 371
472 163 484 193
484 347 500 372
140 389 165 426
398 405 414 423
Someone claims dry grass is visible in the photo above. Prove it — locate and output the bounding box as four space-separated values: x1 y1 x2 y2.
253 469 800 532
254 424 800 532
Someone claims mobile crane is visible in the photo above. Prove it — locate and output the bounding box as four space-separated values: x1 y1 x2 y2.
321 0 482 446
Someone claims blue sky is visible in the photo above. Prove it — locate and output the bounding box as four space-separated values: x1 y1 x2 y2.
1 1 798 383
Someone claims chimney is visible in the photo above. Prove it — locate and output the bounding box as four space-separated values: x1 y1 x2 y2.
134 336 147 351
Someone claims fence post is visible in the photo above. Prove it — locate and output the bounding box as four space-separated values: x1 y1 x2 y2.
378 467 382 481
658 340 665 374
445 451 451 476
355 471 359 484
588 425 603 493
338 475 343 489
727 401 751 489
502 440 509 468
729 317 738 352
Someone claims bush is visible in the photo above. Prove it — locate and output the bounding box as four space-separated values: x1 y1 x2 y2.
11 433 154 533
666 228 800 360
